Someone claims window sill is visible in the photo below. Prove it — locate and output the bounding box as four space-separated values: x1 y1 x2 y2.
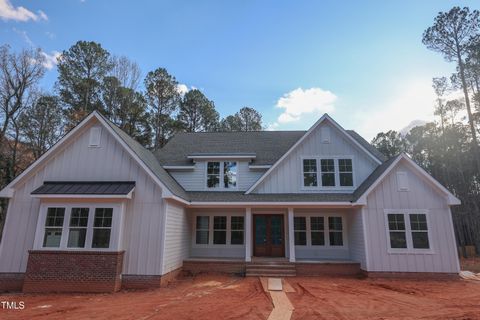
387 249 435 255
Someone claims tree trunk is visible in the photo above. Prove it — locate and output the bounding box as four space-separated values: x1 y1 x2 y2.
457 52 480 173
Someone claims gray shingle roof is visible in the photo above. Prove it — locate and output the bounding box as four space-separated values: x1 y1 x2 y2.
156 130 385 166
99 113 189 201
156 131 306 166
32 181 136 195
352 155 398 201
187 191 354 202
97 112 389 203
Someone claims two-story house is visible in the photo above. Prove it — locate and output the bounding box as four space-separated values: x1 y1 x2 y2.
0 111 461 293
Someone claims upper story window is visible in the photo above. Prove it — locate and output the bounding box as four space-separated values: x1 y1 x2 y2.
207 162 237 189
320 159 335 186
303 159 318 187
302 157 354 189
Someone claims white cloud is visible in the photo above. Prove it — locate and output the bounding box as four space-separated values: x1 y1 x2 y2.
40 51 61 70
354 77 439 140
275 87 337 124
0 0 48 22
176 84 189 95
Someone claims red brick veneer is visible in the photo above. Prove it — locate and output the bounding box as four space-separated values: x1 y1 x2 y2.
121 268 182 289
183 260 246 275
0 273 24 292
295 262 361 276
362 270 459 279
23 250 124 293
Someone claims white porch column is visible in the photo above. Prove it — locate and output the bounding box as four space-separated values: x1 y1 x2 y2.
288 207 296 262
245 207 252 262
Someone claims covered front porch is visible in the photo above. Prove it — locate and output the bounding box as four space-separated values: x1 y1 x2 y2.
183 205 365 275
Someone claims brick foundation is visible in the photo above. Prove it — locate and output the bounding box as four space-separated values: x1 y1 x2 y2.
296 262 362 276
183 260 246 275
121 268 183 290
362 270 460 280
0 273 25 292
23 250 124 293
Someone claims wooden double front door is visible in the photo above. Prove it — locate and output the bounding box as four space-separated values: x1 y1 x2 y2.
253 214 285 257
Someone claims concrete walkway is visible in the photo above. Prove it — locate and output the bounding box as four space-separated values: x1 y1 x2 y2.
260 278 295 320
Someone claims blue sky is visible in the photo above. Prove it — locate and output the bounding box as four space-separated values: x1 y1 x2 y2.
1 0 477 139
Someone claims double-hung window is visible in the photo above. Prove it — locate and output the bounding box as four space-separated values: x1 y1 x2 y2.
328 217 343 246
410 214 429 249
320 159 336 187
213 216 227 244
310 217 325 246
207 162 221 188
303 159 318 187
92 208 113 248
43 208 65 247
386 211 430 251
231 216 244 245
338 159 353 187
207 162 237 189
294 217 307 245
196 216 209 244
67 208 89 248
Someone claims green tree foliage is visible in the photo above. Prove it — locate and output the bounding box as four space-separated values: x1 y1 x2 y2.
371 130 408 159
220 107 263 131
57 41 113 126
178 89 219 132
423 6 480 172
18 95 64 160
220 115 243 131
144 68 180 149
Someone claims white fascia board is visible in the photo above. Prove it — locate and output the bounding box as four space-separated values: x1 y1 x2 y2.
248 165 272 169
354 153 461 206
0 188 14 198
31 192 134 200
0 112 98 196
187 155 256 160
246 114 382 194
165 195 190 206
188 201 355 208
163 165 196 170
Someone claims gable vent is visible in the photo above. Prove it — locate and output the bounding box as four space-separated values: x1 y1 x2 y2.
321 126 331 143
89 127 102 147
396 171 409 191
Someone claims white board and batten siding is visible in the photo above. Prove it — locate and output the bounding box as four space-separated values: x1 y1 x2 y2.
168 161 265 191
253 121 379 193
363 161 460 273
0 118 167 276
348 207 367 269
162 201 190 274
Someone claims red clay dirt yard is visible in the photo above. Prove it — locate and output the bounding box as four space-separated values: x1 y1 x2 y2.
1 273 480 320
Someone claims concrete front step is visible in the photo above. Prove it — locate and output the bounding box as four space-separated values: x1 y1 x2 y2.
246 269 296 274
246 264 296 269
246 272 297 277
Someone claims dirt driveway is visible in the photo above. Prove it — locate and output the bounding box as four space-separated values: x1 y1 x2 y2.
1 274 480 320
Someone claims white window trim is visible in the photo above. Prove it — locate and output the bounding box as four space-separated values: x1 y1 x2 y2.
293 213 348 249
300 156 356 191
205 161 239 191
33 202 125 252
192 213 245 248
384 209 434 254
